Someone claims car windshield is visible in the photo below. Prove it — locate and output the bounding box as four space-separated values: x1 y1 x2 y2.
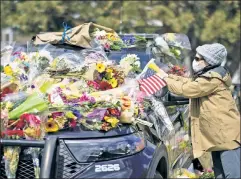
30 43 153 69
107 47 153 69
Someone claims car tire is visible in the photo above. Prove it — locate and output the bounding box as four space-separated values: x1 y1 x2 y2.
146 143 169 178
154 171 163 179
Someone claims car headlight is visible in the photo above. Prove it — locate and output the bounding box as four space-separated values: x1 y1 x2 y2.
64 132 146 162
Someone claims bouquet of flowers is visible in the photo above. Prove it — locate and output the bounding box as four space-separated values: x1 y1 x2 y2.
90 62 125 90
3 143 21 179
173 168 197 178
44 110 80 132
176 134 192 153
167 64 189 77
199 169 215 179
92 28 125 51
119 54 142 76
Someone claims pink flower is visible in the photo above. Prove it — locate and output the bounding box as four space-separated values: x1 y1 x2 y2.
136 91 146 103
206 168 213 173
104 43 110 50
79 93 95 104
52 112 64 119
69 119 77 127
20 113 41 127
1 109 8 119
1 130 24 137
87 80 100 90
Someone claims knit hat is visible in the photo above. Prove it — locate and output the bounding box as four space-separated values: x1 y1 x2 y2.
196 43 227 66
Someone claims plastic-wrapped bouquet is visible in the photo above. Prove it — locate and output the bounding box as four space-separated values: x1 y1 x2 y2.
92 28 125 51
119 54 141 76
199 169 215 179
89 62 125 90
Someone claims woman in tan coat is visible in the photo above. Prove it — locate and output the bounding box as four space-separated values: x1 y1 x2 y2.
158 43 240 178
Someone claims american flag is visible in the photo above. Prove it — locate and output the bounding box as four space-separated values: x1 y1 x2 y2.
138 68 167 96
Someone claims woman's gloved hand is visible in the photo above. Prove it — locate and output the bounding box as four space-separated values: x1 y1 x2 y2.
156 68 169 79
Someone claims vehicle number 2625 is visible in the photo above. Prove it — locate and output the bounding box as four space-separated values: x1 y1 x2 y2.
95 164 120 172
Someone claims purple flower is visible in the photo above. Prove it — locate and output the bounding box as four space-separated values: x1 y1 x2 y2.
79 93 96 104
87 109 107 120
72 110 82 119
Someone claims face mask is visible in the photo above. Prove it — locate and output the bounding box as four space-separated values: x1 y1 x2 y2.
192 59 206 72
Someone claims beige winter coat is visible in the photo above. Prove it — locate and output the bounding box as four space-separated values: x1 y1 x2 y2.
165 68 240 159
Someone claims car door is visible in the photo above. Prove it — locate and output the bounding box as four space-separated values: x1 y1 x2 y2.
163 93 192 174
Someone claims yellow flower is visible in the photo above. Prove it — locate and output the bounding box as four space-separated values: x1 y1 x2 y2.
105 68 113 79
4 65 13 76
134 107 139 116
59 84 66 89
6 102 14 110
107 33 117 41
96 63 106 73
104 116 119 128
24 127 41 138
55 116 66 129
65 111 77 119
51 59 58 68
45 118 59 132
106 68 113 73
109 78 118 88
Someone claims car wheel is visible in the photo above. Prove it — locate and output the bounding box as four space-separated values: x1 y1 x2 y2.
154 171 163 179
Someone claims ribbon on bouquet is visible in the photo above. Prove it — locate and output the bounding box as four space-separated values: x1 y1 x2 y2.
61 22 72 44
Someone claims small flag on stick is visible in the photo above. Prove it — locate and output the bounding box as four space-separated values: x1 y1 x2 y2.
138 62 166 95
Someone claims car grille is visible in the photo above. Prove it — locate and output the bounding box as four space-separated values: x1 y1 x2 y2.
1 140 90 179
0 150 36 179
56 140 90 178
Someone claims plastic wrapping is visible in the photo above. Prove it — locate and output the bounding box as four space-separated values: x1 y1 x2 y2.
81 45 109 64
119 54 141 76
3 146 21 179
8 92 48 120
161 33 192 50
91 28 125 51
28 49 53 83
23 148 41 178
3 92 29 103
1 42 16 67
49 52 85 72
149 96 174 139
2 92 29 109
146 34 192 67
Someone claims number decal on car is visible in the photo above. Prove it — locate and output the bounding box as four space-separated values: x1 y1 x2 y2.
95 164 120 172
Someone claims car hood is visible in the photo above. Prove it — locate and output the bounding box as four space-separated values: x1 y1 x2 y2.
46 125 137 139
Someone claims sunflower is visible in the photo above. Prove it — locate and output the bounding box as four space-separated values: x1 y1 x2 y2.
45 118 59 132
96 63 106 73
4 65 13 76
109 78 118 88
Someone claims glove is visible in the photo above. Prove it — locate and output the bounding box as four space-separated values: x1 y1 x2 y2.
156 68 169 79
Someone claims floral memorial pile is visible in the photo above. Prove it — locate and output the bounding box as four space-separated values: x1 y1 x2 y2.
1 23 192 178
